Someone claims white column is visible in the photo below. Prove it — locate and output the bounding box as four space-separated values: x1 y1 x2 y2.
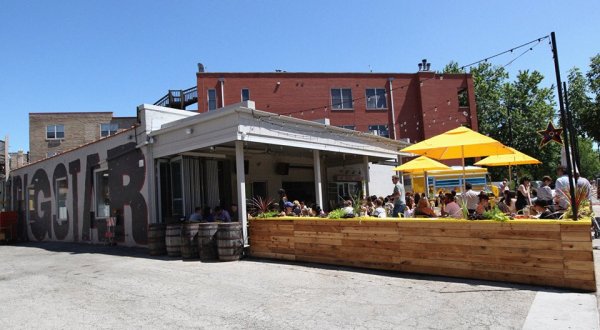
313 150 323 210
363 155 370 198
235 141 248 245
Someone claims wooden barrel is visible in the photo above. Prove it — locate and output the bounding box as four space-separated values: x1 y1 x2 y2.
148 223 166 256
165 223 182 257
217 222 244 261
181 222 201 259
198 222 219 261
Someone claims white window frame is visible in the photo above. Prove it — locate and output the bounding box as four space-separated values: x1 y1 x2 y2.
365 88 387 110
94 167 111 219
46 124 65 140
330 88 353 110
207 89 217 111
55 177 68 221
100 123 119 137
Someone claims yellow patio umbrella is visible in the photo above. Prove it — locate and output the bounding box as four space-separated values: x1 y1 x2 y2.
401 126 512 191
393 156 451 195
392 156 451 173
474 147 541 183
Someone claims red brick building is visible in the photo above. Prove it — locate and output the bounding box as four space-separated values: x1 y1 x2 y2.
195 68 477 143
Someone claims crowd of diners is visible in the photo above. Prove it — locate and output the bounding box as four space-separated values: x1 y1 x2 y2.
262 165 594 220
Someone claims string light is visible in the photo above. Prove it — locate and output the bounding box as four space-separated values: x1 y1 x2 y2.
252 34 550 135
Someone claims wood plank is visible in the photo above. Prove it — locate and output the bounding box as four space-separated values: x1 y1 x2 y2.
250 251 296 261
470 246 563 260
562 251 593 261
564 260 595 272
563 270 595 281
471 262 563 277
562 241 593 251
398 242 473 254
560 231 592 242
563 279 596 292
469 229 561 241
294 236 343 246
469 222 561 232
393 256 472 271
560 222 593 231
397 227 471 238
398 264 474 279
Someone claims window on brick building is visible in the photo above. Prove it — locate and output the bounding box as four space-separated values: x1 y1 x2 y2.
368 124 389 138
338 125 355 130
331 88 353 110
100 123 119 137
458 88 469 107
208 89 217 111
365 88 387 109
241 88 250 102
46 125 65 140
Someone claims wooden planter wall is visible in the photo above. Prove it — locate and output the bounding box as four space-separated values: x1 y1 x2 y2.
249 218 596 291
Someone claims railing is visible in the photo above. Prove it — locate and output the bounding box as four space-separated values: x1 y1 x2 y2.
154 86 198 109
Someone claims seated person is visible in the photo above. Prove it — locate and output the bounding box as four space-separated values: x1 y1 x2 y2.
475 194 490 217
441 193 462 218
414 198 437 218
532 200 560 219
537 175 554 205
202 206 214 222
189 206 203 222
497 190 514 215
214 206 232 222
342 200 355 217
280 201 295 216
372 199 387 218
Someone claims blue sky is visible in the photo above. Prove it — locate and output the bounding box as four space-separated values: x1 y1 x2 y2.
1 0 599 151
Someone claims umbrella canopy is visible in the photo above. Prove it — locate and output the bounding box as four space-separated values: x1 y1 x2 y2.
392 156 450 173
474 147 541 166
401 126 512 160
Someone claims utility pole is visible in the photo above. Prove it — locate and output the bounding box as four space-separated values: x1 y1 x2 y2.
551 32 578 220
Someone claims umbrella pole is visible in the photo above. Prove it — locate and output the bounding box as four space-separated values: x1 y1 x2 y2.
508 165 512 189
462 145 466 194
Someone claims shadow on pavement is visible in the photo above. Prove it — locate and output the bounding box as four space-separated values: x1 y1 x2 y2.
5 241 589 294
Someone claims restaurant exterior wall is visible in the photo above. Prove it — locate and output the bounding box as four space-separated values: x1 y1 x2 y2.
249 218 596 291
9 129 151 247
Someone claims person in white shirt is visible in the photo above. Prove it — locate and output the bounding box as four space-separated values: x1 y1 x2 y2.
462 183 479 215
442 193 463 218
499 179 510 192
372 199 387 218
554 166 571 210
536 176 553 206
575 172 593 214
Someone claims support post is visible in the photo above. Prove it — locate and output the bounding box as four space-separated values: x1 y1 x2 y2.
235 141 248 245
362 155 370 198
313 150 323 210
551 31 577 220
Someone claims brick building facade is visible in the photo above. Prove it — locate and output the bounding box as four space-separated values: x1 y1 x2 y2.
29 112 137 162
195 70 478 144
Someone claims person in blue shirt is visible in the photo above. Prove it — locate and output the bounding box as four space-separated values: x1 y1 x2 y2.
214 206 231 222
189 207 203 222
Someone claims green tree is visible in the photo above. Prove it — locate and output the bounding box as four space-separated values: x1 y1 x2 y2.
577 137 600 179
567 67 593 139
585 54 600 142
444 63 561 181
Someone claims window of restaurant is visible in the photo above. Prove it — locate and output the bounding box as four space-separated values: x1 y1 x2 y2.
56 177 68 221
95 170 110 218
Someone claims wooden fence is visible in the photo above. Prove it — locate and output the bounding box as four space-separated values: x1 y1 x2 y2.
249 218 596 291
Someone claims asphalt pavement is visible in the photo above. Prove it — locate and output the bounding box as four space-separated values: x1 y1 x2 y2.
0 240 599 329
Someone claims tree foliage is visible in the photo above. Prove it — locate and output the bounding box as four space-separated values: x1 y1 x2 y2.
444 62 560 181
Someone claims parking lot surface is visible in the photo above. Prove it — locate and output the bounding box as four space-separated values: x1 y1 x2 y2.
1 242 598 329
